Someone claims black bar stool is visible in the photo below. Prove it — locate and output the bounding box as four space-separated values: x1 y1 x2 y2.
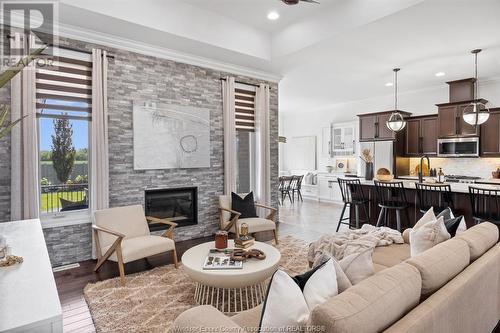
374 180 410 232
469 186 500 227
336 178 370 232
415 183 454 215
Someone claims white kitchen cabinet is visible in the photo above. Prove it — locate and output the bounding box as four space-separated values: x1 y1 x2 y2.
332 124 356 156
301 184 318 200
321 126 331 158
317 174 343 203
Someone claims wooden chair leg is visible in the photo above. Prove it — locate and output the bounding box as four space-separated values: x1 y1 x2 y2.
115 246 126 287
273 229 279 245
172 247 179 268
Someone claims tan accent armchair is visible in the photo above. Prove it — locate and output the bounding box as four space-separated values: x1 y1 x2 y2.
92 204 178 286
218 194 278 244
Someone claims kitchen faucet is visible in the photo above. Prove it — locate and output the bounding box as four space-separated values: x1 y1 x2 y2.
418 155 430 183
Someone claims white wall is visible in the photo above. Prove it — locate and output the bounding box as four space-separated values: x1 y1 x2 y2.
280 79 500 173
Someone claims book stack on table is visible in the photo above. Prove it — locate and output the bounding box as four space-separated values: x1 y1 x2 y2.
235 236 255 249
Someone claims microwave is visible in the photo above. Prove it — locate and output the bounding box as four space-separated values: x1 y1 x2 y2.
437 137 479 157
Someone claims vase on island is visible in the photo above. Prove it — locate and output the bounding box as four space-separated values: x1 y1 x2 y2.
365 162 374 181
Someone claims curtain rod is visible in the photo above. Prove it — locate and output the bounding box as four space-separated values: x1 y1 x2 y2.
220 77 272 90
6 34 115 59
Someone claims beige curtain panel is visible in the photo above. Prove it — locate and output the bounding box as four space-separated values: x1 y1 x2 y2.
10 33 39 220
255 83 271 206
222 76 237 195
90 48 110 213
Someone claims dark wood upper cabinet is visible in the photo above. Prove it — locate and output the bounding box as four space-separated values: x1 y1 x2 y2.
437 100 484 138
457 105 480 136
447 78 476 103
438 105 458 137
405 119 420 156
421 117 438 154
404 115 437 156
480 109 500 156
359 114 377 141
358 111 411 142
377 113 397 140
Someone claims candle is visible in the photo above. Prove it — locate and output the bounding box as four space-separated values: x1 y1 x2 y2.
215 230 228 249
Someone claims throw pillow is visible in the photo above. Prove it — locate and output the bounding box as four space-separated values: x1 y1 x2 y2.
413 207 436 230
455 218 467 235
259 259 338 332
437 208 467 237
409 216 451 256
231 192 258 219
436 207 453 221
313 253 353 292
59 198 88 212
339 249 375 284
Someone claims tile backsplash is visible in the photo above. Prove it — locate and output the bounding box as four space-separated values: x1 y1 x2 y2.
408 157 500 179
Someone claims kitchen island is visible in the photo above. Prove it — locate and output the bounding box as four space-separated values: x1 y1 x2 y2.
351 178 500 229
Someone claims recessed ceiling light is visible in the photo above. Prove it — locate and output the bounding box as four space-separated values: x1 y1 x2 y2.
267 11 280 20
435 72 446 77
385 82 393 87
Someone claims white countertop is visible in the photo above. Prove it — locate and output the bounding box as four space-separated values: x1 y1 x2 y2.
317 172 359 177
0 219 63 332
359 178 500 194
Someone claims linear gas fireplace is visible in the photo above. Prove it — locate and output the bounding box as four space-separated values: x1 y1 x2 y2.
144 187 198 232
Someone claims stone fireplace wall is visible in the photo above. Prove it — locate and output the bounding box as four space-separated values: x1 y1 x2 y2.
0 35 279 267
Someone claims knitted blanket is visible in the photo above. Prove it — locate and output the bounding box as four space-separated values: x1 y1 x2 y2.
308 224 404 267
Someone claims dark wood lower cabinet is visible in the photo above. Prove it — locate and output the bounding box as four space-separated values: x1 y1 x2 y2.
351 185 476 230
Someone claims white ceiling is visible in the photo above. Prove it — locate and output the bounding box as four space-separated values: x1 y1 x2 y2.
181 0 341 33
57 0 500 113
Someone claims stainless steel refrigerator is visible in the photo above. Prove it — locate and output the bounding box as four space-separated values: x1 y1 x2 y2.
357 141 394 178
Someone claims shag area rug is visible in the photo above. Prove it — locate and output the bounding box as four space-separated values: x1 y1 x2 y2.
83 236 309 333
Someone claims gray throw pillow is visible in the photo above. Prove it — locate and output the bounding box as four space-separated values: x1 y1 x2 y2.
437 208 465 237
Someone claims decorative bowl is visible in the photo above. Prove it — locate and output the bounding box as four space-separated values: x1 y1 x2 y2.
375 174 394 182
375 168 394 181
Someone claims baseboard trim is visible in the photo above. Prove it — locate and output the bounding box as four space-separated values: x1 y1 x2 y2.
53 263 80 272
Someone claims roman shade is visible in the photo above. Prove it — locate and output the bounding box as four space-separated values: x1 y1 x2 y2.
235 87 256 132
35 51 92 119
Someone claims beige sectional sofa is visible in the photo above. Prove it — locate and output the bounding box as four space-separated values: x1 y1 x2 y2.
172 222 500 333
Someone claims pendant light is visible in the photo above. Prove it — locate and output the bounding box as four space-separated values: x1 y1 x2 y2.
463 49 489 126
386 68 407 132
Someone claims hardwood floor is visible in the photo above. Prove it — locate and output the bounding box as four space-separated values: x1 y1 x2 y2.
279 198 348 242
54 200 343 332
55 236 213 333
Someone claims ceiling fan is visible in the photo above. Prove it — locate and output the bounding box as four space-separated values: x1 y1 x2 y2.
281 0 320 5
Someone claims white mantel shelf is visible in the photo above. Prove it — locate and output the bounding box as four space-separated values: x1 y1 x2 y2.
0 219 63 333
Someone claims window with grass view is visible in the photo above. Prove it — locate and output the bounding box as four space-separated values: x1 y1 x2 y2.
235 87 256 193
37 50 92 214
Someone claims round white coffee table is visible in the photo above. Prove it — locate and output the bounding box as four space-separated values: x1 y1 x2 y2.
182 240 281 314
